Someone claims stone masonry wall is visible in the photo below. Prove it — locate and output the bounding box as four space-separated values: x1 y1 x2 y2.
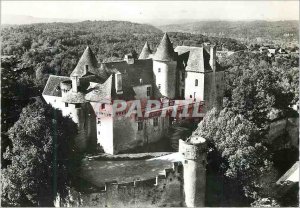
55 162 184 207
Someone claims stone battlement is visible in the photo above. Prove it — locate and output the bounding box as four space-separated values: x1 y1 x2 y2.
179 138 207 160
55 161 184 207
97 161 183 192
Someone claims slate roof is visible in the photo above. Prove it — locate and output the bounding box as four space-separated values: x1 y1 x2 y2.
42 75 70 97
70 46 99 77
85 75 113 103
100 59 154 100
176 46 223 73
138 41 152 59
153 33 177 62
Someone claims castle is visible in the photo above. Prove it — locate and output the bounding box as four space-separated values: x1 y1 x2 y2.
42 33 225 154
55 136 208 207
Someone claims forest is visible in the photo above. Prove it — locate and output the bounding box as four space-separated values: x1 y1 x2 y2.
160 20 299 46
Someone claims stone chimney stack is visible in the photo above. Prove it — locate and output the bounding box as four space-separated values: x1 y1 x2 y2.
84 64 89 75
209 45 216 71
71 76 79 93
115 73 123 94
124 54 135 64
179 136 207 207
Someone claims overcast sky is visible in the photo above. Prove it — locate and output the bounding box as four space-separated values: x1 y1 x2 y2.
2 1 299 23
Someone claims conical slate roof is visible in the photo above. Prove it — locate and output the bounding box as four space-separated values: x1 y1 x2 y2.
70 46 99 77
138 41 152 59
153 33 176 61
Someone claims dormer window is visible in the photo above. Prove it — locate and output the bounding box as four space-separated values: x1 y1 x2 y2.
147 87 151 96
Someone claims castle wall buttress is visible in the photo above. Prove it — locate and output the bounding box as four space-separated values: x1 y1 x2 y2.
204 71 224 112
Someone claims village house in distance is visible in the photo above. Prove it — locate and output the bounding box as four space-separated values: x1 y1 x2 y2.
42 33 225 154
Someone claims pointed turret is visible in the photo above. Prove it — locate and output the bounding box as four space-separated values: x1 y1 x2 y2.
138 41 152 59
70 46 99 77
153 33 176 61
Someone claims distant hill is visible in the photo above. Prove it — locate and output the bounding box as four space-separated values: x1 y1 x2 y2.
159 20 299 44
1 14 79 25
1 20 245 62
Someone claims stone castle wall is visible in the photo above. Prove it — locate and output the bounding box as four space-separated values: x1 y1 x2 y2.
55 162 184 207
113 116 170 154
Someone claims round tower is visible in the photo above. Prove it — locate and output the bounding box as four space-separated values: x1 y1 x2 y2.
153 33 177 99
179 137 207 207
62 78 90 152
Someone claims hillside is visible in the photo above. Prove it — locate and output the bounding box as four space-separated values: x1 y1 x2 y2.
159 20 299 45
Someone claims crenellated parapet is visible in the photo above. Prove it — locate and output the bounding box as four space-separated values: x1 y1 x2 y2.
179 138 207 161
55 161 184 207
100 161 183 192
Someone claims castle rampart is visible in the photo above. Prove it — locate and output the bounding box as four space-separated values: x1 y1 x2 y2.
55 161 184 207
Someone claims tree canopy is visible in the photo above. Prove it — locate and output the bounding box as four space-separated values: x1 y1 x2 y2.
193 108 276 200
1 100 78 206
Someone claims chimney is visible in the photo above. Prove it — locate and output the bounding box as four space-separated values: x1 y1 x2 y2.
71 76 78 92
84 64 89 74
209 45 216 71
124 54 135 64
115 73 123 94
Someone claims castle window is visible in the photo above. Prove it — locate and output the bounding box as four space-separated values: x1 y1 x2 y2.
158 84 161 90
97 118 101 125
147 87 151 96
153 117 158 126
98 131 100 135
65 103 69 107
138 121 143 131
75 103 81 108
190 95 192 98
101 103 105 109
195 79 198 86
158 68 161 73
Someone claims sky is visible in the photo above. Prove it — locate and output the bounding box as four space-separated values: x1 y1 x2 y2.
2 1 299 25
